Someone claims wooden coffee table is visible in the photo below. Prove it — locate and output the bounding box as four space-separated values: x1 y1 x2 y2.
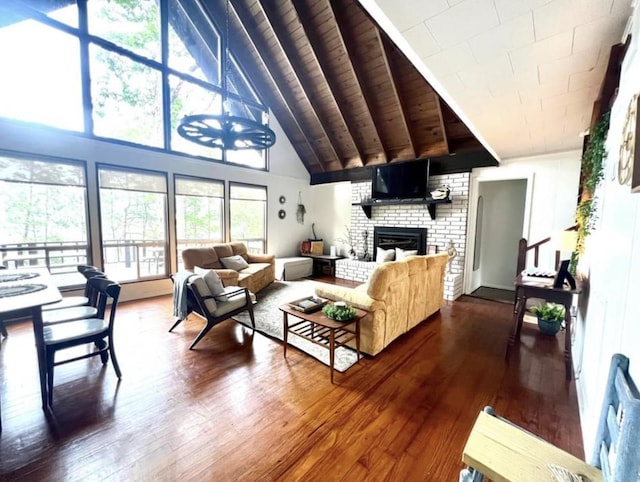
279 303 365 383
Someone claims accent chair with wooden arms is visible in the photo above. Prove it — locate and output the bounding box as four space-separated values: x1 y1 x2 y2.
170 273 256 350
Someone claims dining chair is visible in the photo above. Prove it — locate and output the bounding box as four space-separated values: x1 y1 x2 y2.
42 265 101 312
41 270 107 325
43 277 122 405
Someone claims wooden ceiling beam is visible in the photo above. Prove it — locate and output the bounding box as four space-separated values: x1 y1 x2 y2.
253 0 345 168
436 97 450 154
291 0 367 167
379 36 417 159
201 0 326 172
329 0 388 164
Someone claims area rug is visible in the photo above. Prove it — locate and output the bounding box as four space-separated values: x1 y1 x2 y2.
232 280 359 372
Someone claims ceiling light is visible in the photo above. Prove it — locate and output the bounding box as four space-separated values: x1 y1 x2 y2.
177 0 275 151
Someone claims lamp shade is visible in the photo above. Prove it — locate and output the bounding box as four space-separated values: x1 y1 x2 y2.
555 230 578 252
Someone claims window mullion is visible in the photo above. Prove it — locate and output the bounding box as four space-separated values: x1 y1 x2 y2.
161 0 171 150
77 0 93 134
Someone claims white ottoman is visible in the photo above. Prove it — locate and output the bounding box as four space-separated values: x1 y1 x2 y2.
276 257 313 281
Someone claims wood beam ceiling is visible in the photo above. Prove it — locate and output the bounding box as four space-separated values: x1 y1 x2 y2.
200 0 497 177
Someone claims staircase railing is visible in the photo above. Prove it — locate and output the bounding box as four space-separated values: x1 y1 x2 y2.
516 225 577 276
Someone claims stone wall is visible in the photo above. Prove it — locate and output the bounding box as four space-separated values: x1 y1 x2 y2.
344 173 469 300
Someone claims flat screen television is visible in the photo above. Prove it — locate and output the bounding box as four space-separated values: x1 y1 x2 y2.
371 160 430 200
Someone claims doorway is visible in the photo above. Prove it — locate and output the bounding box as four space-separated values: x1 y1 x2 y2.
467 178 528 302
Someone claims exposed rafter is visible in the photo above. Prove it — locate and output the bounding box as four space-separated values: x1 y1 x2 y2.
201 0 326 172
291 0 366 168
197 0 496 177
379 35 417 160
252 0 344 170
329 0 388 165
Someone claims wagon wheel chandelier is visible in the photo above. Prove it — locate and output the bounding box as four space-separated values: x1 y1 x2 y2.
176 0 275 151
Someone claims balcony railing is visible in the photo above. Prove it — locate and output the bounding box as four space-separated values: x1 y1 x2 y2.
0 241 89 288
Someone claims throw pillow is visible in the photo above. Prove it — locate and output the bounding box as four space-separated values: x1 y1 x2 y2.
395 247 418 260
310 241 324 255
194 266 229 302
220 255 250 271
376 247 395 263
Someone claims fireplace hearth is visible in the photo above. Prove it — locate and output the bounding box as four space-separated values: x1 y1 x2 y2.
373 226 428 255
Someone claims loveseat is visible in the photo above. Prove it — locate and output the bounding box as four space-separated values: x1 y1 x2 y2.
314 252 449 356
181 242 275 294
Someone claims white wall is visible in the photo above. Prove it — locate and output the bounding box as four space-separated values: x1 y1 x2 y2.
574 4 640 456
0 113 311 300
466 151 581 293
476 179 526 290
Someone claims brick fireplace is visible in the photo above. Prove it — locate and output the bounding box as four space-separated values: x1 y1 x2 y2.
334 172 470 300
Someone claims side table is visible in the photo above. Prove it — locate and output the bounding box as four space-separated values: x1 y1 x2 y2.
300 254 343 276
506 274 582 380
279 303 364 383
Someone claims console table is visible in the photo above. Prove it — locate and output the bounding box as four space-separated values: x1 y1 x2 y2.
506 274 581 380
301 254 343 276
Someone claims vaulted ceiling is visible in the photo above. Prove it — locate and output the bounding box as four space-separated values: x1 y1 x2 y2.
200 0 497 179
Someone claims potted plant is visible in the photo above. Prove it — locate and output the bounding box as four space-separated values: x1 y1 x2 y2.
530 302 565 336
322 301 357 321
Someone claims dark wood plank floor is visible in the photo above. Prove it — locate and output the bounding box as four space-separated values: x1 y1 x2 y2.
0 281 583 480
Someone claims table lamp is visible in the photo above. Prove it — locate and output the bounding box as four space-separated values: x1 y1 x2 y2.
553 230 577 289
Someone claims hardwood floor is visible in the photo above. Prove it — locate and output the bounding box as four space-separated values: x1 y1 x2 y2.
0 281 584 481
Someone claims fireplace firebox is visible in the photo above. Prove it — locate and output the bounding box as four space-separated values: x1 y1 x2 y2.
373 227 428 255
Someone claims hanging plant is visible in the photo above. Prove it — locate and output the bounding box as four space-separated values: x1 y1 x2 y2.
296 191 306 224
570 112 609 274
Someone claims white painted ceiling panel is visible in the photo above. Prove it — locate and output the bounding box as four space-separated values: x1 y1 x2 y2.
364 0 634 161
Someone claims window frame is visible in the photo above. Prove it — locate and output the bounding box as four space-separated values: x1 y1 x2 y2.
96 163 169 283
173 173 225 269
0 0 270 171
0 149 92 288
228 181 268 254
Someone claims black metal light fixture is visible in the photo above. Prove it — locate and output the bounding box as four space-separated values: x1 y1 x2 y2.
176 0 275 150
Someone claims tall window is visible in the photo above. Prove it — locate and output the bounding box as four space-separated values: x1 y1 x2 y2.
0 0 269 169
175 175 224 269
229 183 267 253
0 153 89 288
98 166 168 282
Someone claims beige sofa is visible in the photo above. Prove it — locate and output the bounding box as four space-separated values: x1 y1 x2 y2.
314 253 449 356
181 242 275 294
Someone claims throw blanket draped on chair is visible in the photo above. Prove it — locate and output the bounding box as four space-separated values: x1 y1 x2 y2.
172 271 196 319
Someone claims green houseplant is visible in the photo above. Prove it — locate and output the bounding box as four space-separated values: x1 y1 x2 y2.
322 302 357 321
530 302 565 336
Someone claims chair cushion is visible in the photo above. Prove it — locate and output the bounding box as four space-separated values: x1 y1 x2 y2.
44 317 109 344
221 255 249 271
212 288 249 317
194 266 228 302
189 276 217 313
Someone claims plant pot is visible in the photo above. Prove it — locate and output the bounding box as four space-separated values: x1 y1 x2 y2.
537 317 562 336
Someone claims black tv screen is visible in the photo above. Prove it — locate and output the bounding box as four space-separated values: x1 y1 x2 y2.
371 160 430 200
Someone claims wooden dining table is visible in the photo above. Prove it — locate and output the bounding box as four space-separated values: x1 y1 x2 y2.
0 268 62 425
